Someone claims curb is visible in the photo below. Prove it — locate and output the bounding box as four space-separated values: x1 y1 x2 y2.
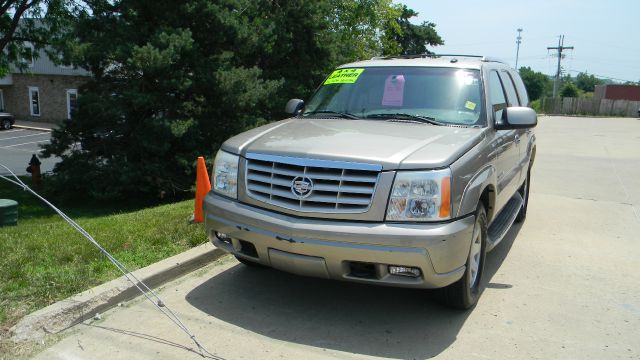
13 125 54 132
9 243 226 343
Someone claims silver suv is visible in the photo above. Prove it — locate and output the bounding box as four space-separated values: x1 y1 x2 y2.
204 55 537 308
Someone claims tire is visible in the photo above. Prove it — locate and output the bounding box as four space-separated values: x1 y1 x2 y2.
515 167 531 223
438 204 488 309
1 119 11 130
234 255 265 268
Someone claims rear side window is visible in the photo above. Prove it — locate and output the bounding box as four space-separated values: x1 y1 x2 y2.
499 70 520 106
509 71 530 106
488 71 507 121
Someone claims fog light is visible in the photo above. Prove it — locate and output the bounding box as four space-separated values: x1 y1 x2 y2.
389 265 421 278
215 232 231 243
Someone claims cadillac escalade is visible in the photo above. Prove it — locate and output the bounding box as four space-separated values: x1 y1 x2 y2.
203 54 537 309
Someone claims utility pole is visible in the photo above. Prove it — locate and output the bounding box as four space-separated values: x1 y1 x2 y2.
547 35 574 97
515 28 523 70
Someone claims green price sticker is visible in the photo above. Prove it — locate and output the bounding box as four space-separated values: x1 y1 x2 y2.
465 101 477 111
324 68 365 85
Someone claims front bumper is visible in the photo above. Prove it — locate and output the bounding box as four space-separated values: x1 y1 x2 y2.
204 193 475 289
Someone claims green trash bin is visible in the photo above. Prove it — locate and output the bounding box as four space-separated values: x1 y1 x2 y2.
0 199 18 226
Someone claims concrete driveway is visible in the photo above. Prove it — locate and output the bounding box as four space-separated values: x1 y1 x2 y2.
31 116 640 360
0 128 57 176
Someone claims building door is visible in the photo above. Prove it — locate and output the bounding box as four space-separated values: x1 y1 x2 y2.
66 89 78 119
29 87 40 116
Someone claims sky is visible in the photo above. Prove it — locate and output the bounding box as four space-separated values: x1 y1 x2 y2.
395 0 639 83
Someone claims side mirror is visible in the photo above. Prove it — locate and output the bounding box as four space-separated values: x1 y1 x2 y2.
495 107 537 130
285 99 304 115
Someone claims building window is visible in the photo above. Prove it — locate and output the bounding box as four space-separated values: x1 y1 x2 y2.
66 89 78 119
0 89 4 111
29 87 40 116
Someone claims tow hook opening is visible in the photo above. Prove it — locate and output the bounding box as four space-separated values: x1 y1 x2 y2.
348 262 377 279
238 239 258 258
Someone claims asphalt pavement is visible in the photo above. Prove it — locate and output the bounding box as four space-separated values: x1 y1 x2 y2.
29 116 640 359
0 128 57 176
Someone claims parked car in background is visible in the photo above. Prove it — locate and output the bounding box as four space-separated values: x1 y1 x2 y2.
0 112 15 130
204 54 537 309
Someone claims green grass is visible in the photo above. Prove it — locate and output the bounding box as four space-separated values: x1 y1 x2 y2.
0 177 207 333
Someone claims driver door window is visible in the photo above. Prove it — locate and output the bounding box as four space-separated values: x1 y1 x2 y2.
488 71 507 122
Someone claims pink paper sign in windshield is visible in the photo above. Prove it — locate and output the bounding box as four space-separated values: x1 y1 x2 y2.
382 75 405 106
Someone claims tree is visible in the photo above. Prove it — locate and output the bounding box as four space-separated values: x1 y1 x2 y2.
43 0 443 201
329 0 399 61
382 4 443 56
575 72 603 92
0 0 77 76
518 66 550 101
560 82 579 98
43 0 283 200
324 1 442 59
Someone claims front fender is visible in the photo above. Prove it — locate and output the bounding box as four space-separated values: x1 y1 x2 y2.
456 164 497 219
527 131 536 168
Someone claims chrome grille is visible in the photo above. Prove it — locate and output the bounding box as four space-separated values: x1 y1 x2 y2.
245 154 381 213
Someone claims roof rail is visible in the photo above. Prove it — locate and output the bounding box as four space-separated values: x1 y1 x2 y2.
369 54 435 60
370 54 507 64
480 56 507 64
433 54 483 58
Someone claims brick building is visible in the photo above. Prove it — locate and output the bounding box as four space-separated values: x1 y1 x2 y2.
0 46 90 124
593 84 640 102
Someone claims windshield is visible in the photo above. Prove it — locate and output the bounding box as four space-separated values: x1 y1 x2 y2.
303 67 484 126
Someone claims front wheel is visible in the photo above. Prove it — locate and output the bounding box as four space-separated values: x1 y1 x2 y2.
438 203 488 309
1 119 11 130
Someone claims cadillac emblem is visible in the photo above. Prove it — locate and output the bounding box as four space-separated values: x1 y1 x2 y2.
291 176 313 199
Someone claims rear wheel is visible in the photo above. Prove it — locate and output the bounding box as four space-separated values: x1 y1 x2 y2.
439 204 488 309
1 119 11 130
515 167 531 223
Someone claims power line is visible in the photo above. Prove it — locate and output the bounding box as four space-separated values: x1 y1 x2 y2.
565 70 638 84
568 35 635 52
569 57 640 71
547 35 574 97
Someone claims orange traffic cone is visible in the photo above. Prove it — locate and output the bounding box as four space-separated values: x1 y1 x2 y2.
194 156 212 223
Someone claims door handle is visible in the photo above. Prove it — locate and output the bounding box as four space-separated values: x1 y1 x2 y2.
514 135 520 144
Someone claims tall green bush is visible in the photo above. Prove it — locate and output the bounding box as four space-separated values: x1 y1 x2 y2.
560 82 579 98
519 66 550 101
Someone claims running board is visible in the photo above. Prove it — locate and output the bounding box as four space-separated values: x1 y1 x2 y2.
486 192 523 252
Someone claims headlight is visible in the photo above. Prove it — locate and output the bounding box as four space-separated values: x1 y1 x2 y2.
212 150 239 199
386 169 451 221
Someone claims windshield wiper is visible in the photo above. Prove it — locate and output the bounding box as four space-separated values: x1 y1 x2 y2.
303 110 361 120
366 113 446 126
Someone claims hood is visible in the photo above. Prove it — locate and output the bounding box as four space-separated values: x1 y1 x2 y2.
221 118 485 170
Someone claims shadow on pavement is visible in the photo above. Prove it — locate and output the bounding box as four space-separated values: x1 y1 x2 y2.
185 223 523 359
